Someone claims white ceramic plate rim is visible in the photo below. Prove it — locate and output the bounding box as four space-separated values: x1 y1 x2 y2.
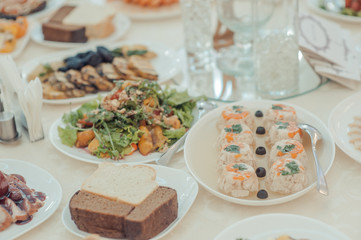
21 41 181 105
30 13 131 49
307 0 361 23
111 1 180 20
184 99 335 206
214 213 350 240
328 91 361 163
61 163 198 239
0 158 62 240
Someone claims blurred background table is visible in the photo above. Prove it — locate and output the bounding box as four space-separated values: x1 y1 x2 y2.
1 1 361 239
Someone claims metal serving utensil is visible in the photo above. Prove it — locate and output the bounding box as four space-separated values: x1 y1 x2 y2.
156 100 217 166
298 123 328 196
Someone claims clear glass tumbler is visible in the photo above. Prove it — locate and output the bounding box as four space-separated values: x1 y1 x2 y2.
254 0 299 98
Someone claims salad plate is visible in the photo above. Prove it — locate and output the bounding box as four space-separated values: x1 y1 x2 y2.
62 163 198 239
328 91 361 164
30 14 131 49
21 41 181 105
307 0 361 23
184 99 335 206
0 159 62 240
214 213 350 240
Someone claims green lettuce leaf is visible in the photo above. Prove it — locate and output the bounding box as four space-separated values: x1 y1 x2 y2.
58 126 77 147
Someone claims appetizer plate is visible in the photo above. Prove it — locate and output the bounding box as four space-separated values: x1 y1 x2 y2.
307 0 361 23
30 14 131 49
328 92 361 163
62 163 198 239
21 41 181 105
0 159 62 240
110 1 180 20
184 100 335 206
214 213 350 240
2 19 34 59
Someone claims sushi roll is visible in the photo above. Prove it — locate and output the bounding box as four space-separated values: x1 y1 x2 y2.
269 139 308 167
265 104 297 129
218 143 257 171
218 163 259 197
266 158 307 194
217 105 255 130
266 121 302 147
217 123 255 149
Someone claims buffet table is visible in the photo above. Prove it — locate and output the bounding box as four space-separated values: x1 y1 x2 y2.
1 1 361 240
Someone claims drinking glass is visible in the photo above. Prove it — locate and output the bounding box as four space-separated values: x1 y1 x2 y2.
215 0 275 77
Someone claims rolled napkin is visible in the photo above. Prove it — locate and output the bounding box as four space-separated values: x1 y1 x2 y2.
0 55 44 142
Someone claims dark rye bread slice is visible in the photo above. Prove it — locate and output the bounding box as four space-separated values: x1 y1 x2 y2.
69 190 134 238
124 186 178 240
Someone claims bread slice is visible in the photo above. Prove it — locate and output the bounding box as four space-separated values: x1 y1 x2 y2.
81 163 159 206
125 186 178 240
70 190 134 238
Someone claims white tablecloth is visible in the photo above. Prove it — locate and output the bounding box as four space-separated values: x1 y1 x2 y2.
1 1 361 240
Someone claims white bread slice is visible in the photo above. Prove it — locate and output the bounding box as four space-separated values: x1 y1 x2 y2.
62 4 115 38
81 163 159 206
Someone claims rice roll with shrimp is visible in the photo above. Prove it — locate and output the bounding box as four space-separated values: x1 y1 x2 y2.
217 123 255 149
217 105 255 130
218 143 257 171
265 104 297 129
218 163 259 197
269 139 308 167
266 121 302 147
266 158 307 194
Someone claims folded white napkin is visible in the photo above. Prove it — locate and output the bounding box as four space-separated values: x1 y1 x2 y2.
299 12 361 88
0 55 44 142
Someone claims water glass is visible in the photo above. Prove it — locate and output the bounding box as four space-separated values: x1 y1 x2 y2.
254 0 299 98
180 0 214 73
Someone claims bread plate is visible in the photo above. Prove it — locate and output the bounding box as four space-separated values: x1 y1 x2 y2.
0 159 62 240
62 163 198 239
19 0 65 20
214 213 350 240
21 41 181 105
30 13 131 49
307 0 361 23
328 91 361 164
184 99 335 206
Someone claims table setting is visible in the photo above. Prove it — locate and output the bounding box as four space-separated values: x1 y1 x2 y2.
0 0 361 239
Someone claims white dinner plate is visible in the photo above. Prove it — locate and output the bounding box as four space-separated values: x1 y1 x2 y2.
214 213 350 240
0 158 62 240
328 92 361 163
21 41 181 105
184 100 335 206
30 14 131 49
307 0 361 23
62 163 198 239
110 1 180 20
1 19 34 59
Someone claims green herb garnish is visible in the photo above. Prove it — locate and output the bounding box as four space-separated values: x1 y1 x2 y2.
276 121 289 129
272 104 283 110
224 145 240 153
126 50 148 56
38 63 54 77
232 164 247 171
224 124 243 134
281 161 300 175
232 105 243 113
277 144 296 153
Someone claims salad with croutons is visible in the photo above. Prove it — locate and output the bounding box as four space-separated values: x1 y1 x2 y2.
58 80 201 160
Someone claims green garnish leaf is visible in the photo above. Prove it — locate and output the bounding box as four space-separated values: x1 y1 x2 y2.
58 126 77 147
272 104 283 110
232 163 247 171
224 145 240 153
276 121 289 129
232 105 243 113
224 124 243 134
280 144 296 153
281 161 300 175
126 50 147 56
